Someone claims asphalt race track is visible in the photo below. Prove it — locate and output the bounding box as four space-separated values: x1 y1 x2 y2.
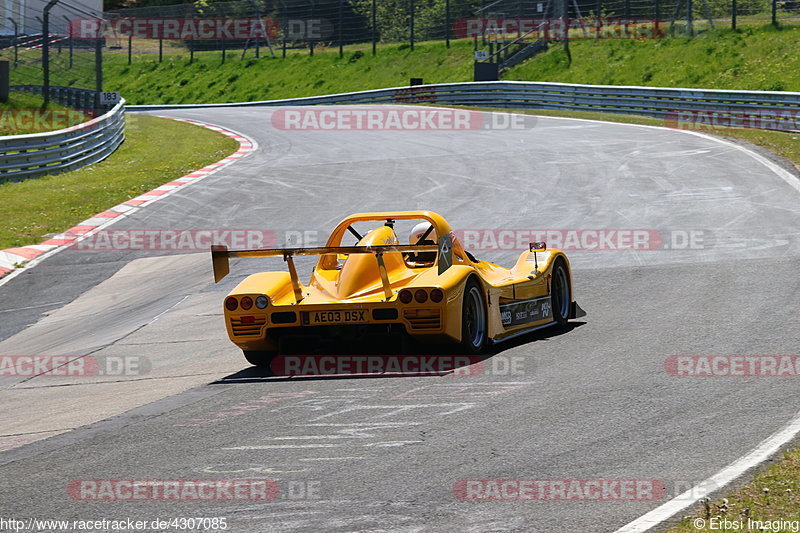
1 106 800 532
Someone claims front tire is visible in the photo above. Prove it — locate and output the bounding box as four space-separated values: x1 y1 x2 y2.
460 279 487 354
551 258 571 329
243 350 277 368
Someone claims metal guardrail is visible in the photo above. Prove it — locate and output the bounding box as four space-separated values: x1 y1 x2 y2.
129 81 800 132
0 99 126 183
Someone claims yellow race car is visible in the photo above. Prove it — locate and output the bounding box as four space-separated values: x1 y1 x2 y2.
212 211 585 366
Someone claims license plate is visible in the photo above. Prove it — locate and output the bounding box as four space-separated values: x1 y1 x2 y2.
310 309 367 325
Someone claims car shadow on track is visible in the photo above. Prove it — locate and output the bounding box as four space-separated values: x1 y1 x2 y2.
211 321 586 384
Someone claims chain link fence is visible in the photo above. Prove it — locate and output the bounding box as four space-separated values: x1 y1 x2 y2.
0 0 103 105
0 0 795 103
104 0 475 60
96 0 798 65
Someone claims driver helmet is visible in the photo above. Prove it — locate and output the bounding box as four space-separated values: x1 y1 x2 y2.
409 222 436 244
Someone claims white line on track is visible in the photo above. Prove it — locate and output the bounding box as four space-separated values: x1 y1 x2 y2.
0 301 68 313
614 409 800 532
224 444 343 449
298 457 364 461
147 295 189 325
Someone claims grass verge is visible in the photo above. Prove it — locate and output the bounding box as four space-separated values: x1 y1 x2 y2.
507 24 800 92
95 23 800 105
103 40 476 105
0 114 238 249
666 449 800 531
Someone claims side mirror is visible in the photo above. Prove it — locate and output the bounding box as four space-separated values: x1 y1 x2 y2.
529 241 546 252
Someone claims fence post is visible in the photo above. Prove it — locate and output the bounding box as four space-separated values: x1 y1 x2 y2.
7 18 17 67
127 34 132 65
655 0 660 34
278 0 286 58
687 0 693 36
596 0 602 37
372 0 377 55
159 39 163 62
42 0 59 108
222 40 226 63
771 0 777 25
190 37 194 64
282 23 287 58
0 61 9 103
95 34 103 97
61 16 72 67
338 0 343 58
445 0 450 48
731 0 736 29
254 3 260 58
481 0 486 44
410 0 415 50
309 0 315 55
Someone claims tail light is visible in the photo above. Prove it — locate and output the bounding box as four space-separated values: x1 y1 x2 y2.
399 290 413 304
256 295 269 309
225 297 238 311
240 296 253 310
414 289 428 303
430 288 444 303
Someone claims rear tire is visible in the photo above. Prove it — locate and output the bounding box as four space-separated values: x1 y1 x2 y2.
460 279 487 354
243 350 277 368
551 259 571 329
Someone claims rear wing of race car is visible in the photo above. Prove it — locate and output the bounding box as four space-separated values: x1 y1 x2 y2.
211 242 444 302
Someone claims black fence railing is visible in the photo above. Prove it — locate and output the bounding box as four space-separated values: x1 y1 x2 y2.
0 0 103 106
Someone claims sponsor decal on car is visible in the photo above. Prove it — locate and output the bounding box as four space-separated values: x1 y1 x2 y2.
500 296 552 327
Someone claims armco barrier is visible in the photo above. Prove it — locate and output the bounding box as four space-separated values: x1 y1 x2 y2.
0 99 125 183
128 81 800 132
